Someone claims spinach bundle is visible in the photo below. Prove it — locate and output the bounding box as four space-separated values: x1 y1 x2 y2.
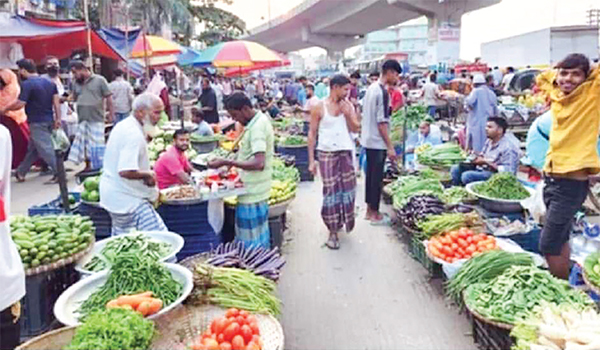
473 172 530 200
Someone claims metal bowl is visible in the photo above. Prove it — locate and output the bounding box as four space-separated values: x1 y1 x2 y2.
465 181 535 213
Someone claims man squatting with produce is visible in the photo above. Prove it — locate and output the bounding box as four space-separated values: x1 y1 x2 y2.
0 124 26 350
154 129 194 190
99 93 168 236
308 74 360 249
208 92 274 249
450 116 520 186
361 59 402 226
536 53 600 279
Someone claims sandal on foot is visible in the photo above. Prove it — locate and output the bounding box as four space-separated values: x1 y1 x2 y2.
370 215 392 226
325 236 340 250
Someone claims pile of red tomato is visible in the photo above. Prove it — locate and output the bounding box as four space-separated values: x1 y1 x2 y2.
190 308 263 350
428 227 498 263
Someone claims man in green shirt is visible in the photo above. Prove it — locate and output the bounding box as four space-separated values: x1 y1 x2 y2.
67 60 114 170
208 92 273 248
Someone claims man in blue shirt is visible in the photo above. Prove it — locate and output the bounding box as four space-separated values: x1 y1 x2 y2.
451 117 519 185
0 59 60 183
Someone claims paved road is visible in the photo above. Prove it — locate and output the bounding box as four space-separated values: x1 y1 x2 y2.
10 170 476 350
279 180 476 350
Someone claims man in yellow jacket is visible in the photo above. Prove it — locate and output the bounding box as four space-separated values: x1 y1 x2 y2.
536 53 600 279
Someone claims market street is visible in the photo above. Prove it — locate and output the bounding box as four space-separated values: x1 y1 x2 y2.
11 173 475 349
277 180 474 349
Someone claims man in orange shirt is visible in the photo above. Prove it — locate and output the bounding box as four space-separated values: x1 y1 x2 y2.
537 53 600 279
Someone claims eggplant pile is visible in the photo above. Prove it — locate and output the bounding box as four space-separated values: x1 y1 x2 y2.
205 242 286 281
398 194 445 230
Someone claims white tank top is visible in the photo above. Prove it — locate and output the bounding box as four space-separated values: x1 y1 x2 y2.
316 102 355 152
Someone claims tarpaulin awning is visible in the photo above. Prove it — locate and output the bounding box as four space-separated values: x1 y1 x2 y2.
177 47 203 66
97 27 142 59
0 16 124 62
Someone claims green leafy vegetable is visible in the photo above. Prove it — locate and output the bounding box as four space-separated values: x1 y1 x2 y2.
416 212 482 240
441 186 475 204
389 176 444 208
583 251 600 287
473 173 530 200
272 157 300 183
65 308 154 350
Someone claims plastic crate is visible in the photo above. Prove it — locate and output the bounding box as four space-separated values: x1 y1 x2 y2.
276 145 309 163
27 192 81 217
269 214 285 249
505 228 541 254
157 202 222 260
20 263 79 338
78 202 112 240
410 236 443 278
466 309 513 350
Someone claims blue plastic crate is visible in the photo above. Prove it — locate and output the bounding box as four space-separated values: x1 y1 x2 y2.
78 202 112 239
277 145 309 163
506 228 541 254
28 192 81 217
157 202 222 260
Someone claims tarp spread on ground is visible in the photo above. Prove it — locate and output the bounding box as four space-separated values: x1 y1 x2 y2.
0 15 124 62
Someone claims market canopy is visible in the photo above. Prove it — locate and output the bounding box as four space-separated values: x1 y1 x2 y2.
192 40 286 68
224 52 291 77
177 47 203 67
0 16 124 62
130 35 182 59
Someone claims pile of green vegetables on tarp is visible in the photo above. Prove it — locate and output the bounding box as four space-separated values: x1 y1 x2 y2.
441 186 475 204
416 143 466 167
511 302 600 350
78 253 183 320
464 265 594 325
389 175 444 208
277 135 307 147
65 308 155 350
584 251 600 288
472 172 530 200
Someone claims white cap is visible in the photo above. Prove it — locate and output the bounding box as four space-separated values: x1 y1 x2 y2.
473 74 486 84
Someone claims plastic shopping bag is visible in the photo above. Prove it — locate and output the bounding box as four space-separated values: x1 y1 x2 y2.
520 180 546 225
51 128 70 152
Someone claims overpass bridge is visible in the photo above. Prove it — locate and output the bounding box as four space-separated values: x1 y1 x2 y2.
245 0 500 60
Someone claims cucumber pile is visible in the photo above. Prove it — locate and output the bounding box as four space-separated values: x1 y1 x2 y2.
10 215 95 269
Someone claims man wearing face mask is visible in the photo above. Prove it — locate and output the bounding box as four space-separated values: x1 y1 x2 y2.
99 93 167 236
42 56 71 136
208 92 274 249
1 59 61 184
67 60 114 170
154 129 193 189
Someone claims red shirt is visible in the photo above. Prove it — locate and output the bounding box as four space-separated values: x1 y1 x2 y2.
388 87 404 111
154 146 192 189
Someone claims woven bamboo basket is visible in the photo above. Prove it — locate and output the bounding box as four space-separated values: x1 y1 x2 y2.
17 305 284 350
25 238 95 276
463 291 514 331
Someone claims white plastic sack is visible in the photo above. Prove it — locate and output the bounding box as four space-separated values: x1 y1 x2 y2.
51 128 70 152
207 198 224 234
520 180 546 225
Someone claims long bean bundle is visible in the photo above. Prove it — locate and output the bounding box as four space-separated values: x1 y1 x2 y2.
446 250 534 302
416 212 483 240
77 253 183 320
192 263 281 316
464 266 594 325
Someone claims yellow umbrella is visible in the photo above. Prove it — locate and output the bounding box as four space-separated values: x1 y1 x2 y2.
130 35 182 59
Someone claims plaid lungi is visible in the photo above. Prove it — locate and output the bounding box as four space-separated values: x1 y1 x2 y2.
318 150 357 233
235 201 270 249
109 201 167 236
68 121 105 164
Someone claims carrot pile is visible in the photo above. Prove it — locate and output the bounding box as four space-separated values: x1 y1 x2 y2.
106 291 163 317
428 227 498 263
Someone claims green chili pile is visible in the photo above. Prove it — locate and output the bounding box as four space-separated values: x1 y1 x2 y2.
77 253 182 320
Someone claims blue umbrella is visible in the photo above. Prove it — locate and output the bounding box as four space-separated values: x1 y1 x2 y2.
177 47 206 67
